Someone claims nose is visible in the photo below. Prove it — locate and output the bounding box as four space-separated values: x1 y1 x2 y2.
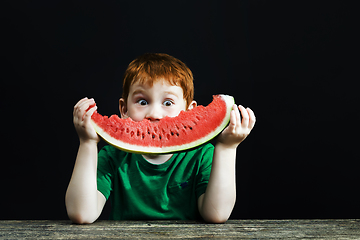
145 105 162 122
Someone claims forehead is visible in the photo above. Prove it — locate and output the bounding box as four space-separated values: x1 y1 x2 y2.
131 74 181 88
129 79 184 97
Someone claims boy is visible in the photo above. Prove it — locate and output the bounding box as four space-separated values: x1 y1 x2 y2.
66 53 256 224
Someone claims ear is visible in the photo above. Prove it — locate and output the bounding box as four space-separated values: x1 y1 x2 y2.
119 98 129 119
187 100 197 111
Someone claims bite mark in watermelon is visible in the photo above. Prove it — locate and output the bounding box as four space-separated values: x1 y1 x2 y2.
90 94 234 154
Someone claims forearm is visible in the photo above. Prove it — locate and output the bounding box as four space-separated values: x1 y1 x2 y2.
199 143 237 223
199 104 255 223
65 141 100 223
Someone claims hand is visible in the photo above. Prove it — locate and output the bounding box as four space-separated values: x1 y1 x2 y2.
217 104 256 149
73 97 100 143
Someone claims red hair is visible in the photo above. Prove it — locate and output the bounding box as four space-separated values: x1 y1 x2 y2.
122 53 194 107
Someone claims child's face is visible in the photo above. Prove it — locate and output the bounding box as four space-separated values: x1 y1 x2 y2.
119 79 196 122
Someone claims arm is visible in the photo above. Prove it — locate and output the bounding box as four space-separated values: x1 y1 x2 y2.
198 105 256 223
65 98 106 224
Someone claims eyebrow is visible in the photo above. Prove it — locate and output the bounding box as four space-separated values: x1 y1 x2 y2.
130 89 180 99
163 91 180 99
131 89 146 96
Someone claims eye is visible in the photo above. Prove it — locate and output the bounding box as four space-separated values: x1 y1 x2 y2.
163 100 173 107
137 99 148 106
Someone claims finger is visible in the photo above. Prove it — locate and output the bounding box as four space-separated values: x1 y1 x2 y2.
73 98 90 116
74 97 88 107
80 99 96 121
238 105 249 128
84 104 97 124
228 109 237 133
78 98 94 111
233 104 241 126
73 98 89 125
247 107 256 129
75 98 95 121
74 97 88 109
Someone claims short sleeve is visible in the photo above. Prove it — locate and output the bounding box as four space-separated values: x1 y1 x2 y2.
97 145 116 200
195 144 214 199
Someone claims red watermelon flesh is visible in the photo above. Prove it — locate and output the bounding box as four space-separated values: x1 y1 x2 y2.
91 94 234 154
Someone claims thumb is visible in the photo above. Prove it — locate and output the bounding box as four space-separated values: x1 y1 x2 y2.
225 109 237 134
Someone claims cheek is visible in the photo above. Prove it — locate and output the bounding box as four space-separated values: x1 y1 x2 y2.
127 107 145 122
167 106 186 117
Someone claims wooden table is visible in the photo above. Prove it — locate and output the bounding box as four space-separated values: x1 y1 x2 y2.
0 219 359 239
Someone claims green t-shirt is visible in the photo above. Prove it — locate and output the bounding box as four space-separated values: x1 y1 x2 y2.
97 143 214 220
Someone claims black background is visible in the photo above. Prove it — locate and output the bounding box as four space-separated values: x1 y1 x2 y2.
1 1 358 220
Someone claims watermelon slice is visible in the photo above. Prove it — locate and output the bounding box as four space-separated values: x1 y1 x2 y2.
90 94 234 154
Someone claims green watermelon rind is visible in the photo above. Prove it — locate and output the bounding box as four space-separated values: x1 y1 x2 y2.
91 94 234 154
